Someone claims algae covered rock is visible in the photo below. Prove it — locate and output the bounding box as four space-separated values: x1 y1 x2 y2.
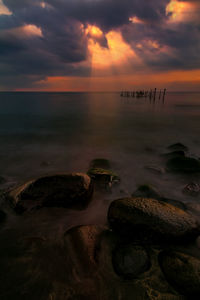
166 156 200 173
108 197 200 243
112 244 151 279
8 173 93 213
159 251 200 297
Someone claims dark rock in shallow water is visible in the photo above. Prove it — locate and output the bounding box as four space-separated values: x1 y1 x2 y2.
112 244 150 279
8 173 93 213
0 176 6 184
159 251 200 297
0 210 6 223
132 184 162 200
108 197 200 243
167 143 188 152
162 150 185 159
166 156 200 173
90 158 111 170
183 182 200 197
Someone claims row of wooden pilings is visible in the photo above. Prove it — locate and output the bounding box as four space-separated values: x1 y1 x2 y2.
120 88 167 101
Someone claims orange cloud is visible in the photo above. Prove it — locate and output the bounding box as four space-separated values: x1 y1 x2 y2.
4 24 43 38
0 0 12 15
166 0 200 23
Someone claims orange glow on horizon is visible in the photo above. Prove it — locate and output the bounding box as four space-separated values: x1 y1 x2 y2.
16 69 200 92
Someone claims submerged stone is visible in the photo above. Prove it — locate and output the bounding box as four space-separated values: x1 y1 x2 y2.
87 168 120 189
132 184 162 200
8 173 93 213
89 158 111 170
162 150 185 159
159 251 200 297
183 182 200 197
166 156 200 173
108 197 200 243
112 244 150 280
167 143 188 152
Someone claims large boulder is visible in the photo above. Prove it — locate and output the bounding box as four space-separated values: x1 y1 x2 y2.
8 173 93 213
108 197 200 243
166 156 200 173
159 251 200 297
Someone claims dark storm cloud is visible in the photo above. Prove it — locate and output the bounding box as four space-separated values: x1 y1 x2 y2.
0 0 200 89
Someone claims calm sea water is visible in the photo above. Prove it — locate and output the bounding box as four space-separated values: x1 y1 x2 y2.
1 91 200 204
0 92 200 300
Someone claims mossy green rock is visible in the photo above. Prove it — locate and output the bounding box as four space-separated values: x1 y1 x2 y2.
159 251 200 297
166 156 200 173
108 197 200 243
88 168 119 183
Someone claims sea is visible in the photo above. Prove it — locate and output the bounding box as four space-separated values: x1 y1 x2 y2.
0 91 200 299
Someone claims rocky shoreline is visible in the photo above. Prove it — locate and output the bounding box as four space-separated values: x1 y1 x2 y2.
1 148 200 299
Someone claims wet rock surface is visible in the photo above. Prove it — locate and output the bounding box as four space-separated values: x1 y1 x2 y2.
159 251 200 297
108 197 200 243
7 173 93 213
112 244 151 279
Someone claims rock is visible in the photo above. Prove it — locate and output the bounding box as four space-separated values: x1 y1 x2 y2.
162 150 185 159
183 182 200 197
159 251 200 297
108 197 200 243
145 165 165 174
167 143 188 152
90 158 111 170
0 210 6 223
166 156 200 173
112 244 151 279
132 185 162 200
87 168 120 189
0 176 6 184
8 173 93 213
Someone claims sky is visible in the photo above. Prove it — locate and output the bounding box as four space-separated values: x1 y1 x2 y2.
0 0 200 91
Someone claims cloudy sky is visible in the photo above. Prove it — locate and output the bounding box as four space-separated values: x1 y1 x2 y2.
0 0 200 91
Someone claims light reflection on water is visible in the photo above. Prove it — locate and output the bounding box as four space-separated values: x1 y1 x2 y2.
0 91 200 203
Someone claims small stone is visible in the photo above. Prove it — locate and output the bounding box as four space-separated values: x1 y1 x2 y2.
145 165 165 174
112 244 150 279
87 168 120 189
159 251 200 297
132 184 162 200
167 143 188 152
162 150 185 159
183 182 200 197
166 156 200 173
90 158 111 170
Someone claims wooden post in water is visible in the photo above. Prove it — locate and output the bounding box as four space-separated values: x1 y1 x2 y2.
163 88 166 102
159 89 162 100
153 88 157 101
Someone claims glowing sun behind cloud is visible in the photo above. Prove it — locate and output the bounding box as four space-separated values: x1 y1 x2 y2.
166 0 196 23
85 24 136 71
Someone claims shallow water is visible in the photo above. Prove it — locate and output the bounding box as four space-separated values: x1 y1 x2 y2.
1 91 200 299
1 91 200 202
